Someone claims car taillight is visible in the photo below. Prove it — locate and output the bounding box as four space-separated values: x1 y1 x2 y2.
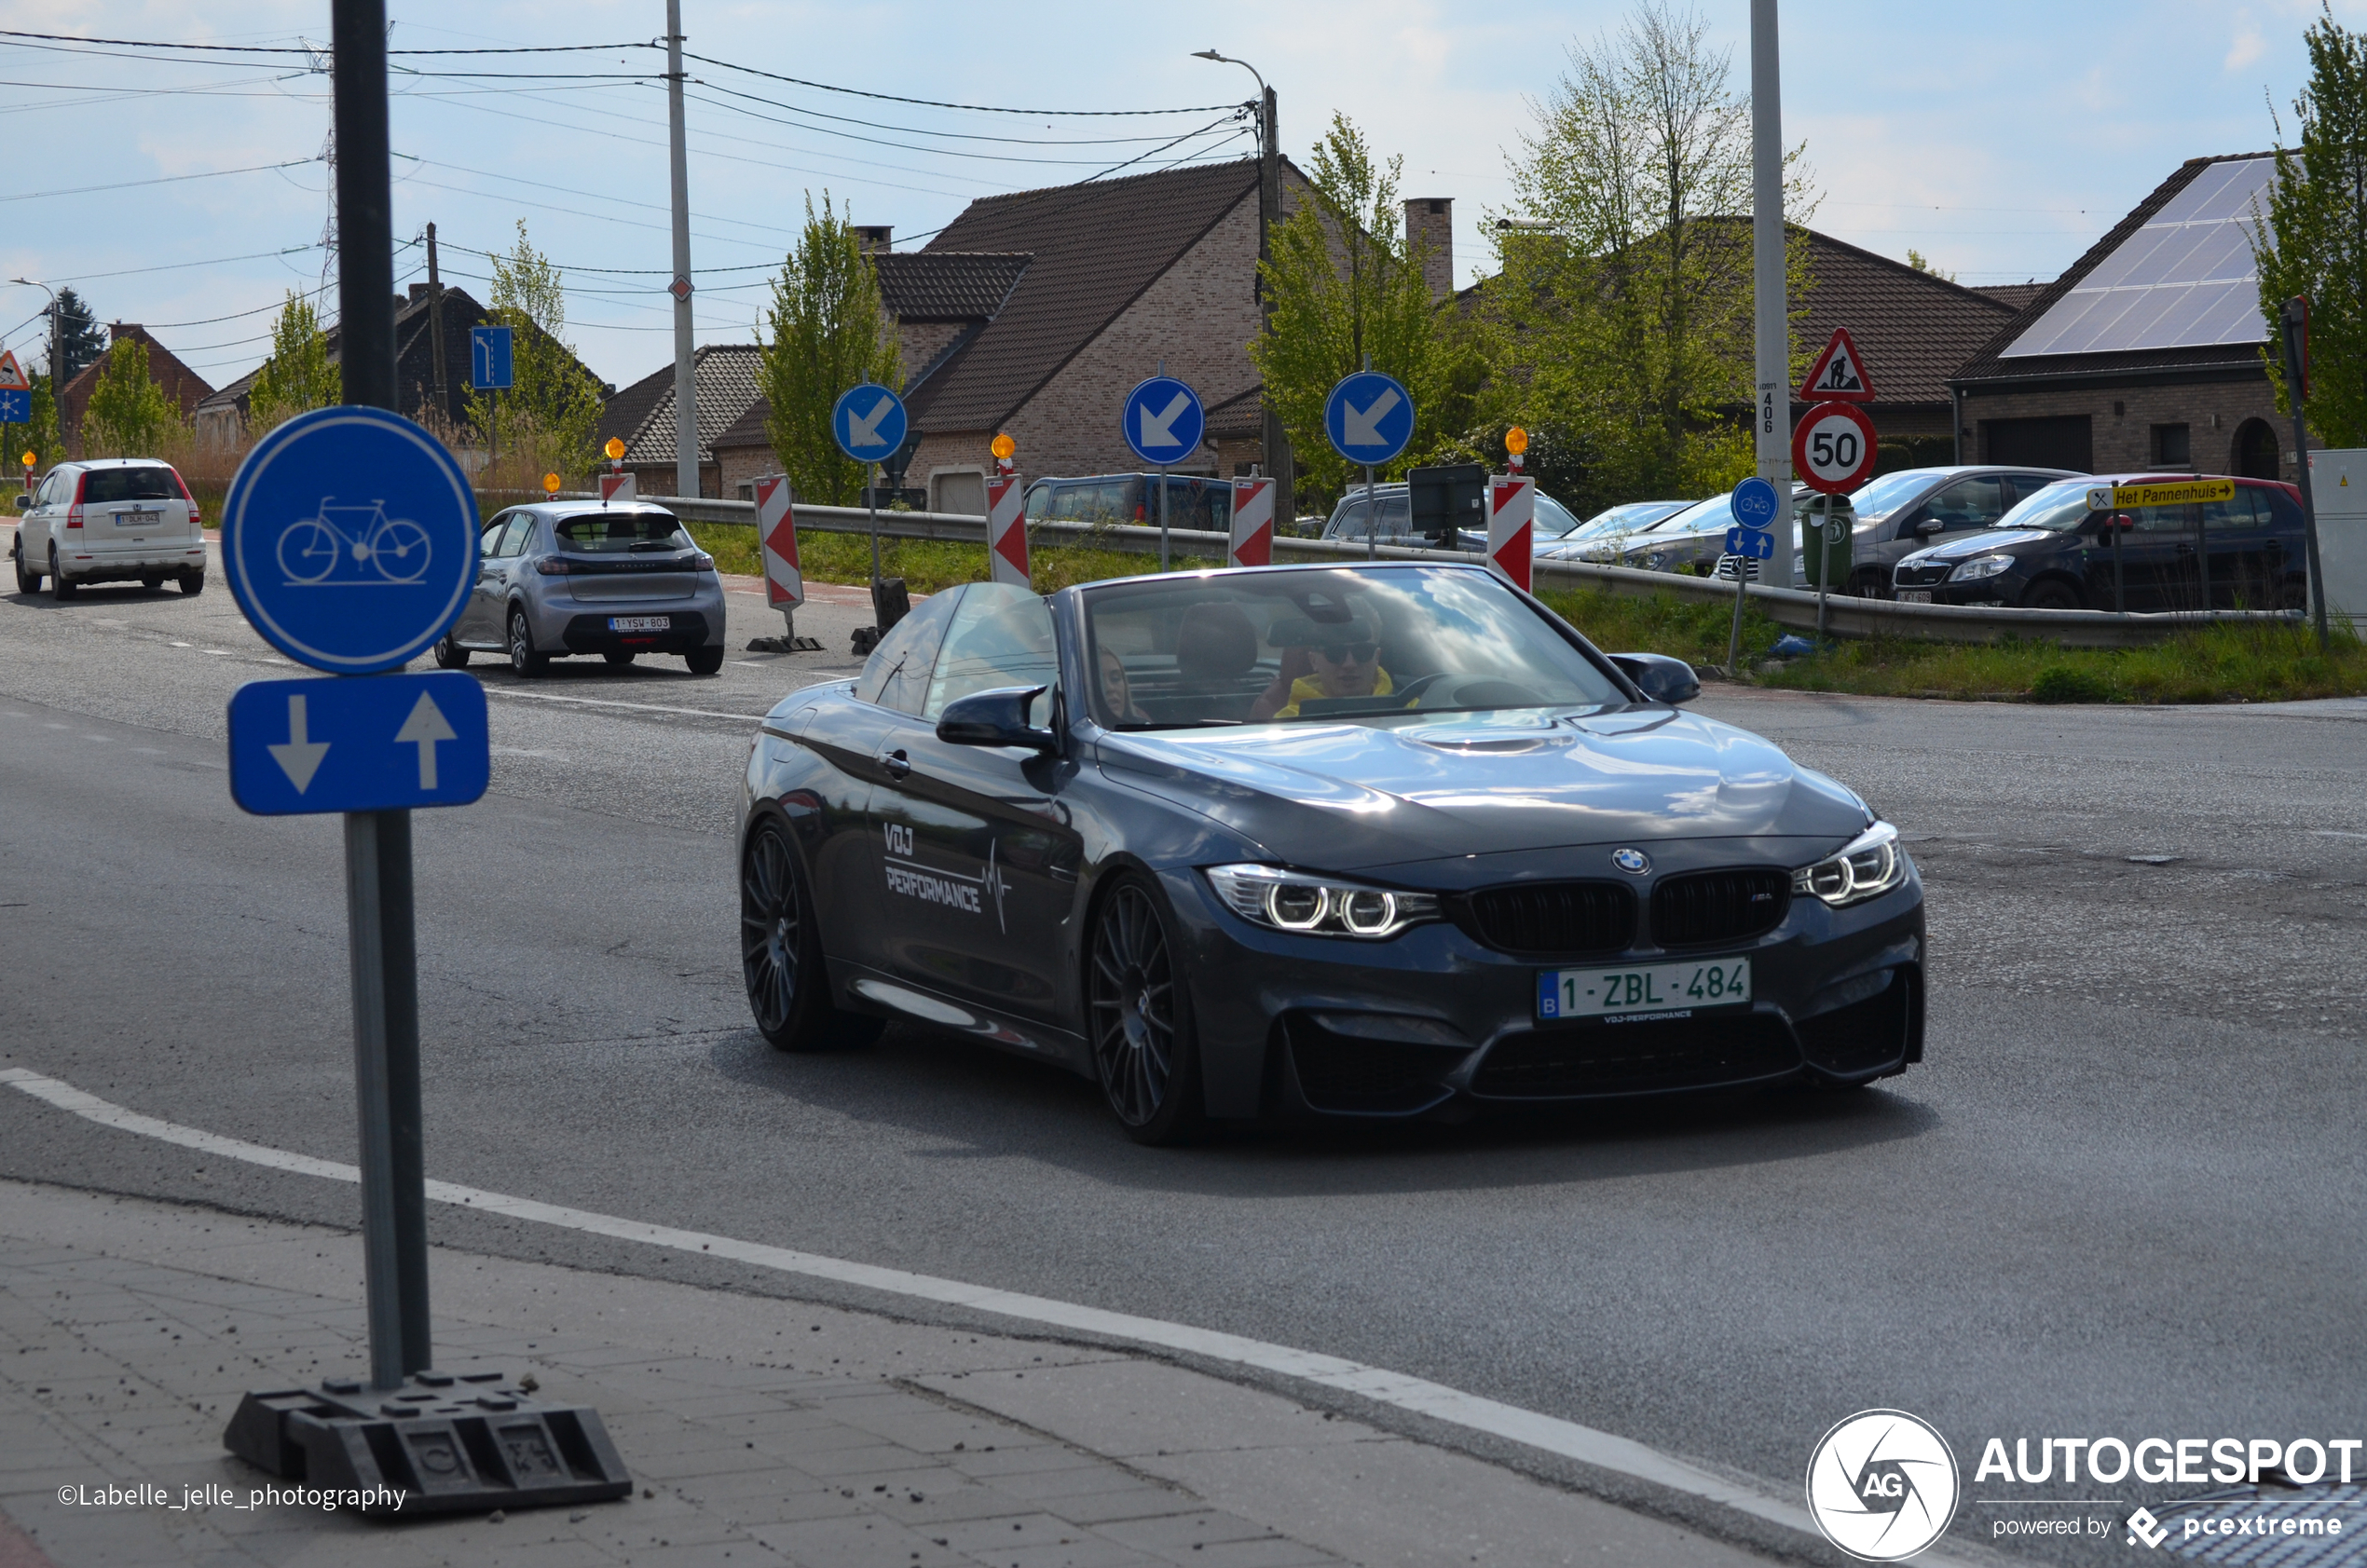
536 557 572 576
65 505 82 531
172 470 200 529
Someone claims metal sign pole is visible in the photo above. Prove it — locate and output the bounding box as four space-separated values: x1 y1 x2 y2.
1159 467 1170 571
868 461 882 585
1814 493 1830 640
1364 465 1376 562
2283 297 2329 650
332 0 429 1388
1726 556 1749 672
2113 512 2127 615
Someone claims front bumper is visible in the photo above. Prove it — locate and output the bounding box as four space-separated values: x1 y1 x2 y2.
1157 860 1926 1121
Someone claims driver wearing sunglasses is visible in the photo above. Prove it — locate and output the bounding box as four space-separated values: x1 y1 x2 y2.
1253 616 1395 720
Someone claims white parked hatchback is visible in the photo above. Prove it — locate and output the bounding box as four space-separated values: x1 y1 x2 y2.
12 458 206 599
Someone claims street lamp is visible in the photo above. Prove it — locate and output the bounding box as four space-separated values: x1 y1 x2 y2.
9 277 60 394
1192 49 1291 524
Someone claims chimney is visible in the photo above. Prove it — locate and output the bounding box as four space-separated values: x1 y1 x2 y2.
408 282 431 303
107 321 141 344
854 225 893 254
1403 198 1453 302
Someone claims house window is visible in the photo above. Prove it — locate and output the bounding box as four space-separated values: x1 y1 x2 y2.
2151 423 2191 466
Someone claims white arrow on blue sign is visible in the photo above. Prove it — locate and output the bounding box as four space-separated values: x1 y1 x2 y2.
221 406 480 674
1324 371 1416 467
832 384 908 463
1121 375 1204 467
470 325 513 390
1725 525 1775 560
227 672 489 815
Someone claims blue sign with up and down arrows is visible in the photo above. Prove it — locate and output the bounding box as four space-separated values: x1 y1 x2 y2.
227 672 489 815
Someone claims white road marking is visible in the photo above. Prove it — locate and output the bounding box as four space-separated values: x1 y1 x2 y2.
481 687 768 723
2 1064 1820 1544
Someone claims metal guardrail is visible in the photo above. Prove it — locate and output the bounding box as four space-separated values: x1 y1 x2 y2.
608 494 2308 650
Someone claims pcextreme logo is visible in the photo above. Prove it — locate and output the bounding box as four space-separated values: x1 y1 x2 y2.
1805 1410 1962 1561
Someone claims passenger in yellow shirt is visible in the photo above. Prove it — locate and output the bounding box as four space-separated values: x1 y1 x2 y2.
1252 618 1395 721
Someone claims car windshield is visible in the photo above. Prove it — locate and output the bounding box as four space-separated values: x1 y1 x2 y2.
1081 566 1627 729
1561 500 1686 540
83 467 178 504
1848 470 1940 523
1661 495 1743 536
554 511 693 552
1328 492 1412 539
1991 479 2096 533
1531 493 1584 537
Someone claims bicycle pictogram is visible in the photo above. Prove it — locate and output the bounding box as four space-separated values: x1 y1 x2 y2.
277 498 432 585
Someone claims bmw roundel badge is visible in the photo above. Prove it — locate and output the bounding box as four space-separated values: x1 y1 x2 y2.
1612 848 1651 875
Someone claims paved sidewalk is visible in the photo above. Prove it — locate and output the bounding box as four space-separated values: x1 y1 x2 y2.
0 1180 1778 1568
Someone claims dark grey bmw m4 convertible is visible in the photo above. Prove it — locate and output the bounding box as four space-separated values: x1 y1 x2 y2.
738 563 1923 1143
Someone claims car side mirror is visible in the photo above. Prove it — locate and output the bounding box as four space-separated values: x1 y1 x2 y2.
1608 652 1700 705
11 493 30 511
1913 518 1944 537
936 684 1059 754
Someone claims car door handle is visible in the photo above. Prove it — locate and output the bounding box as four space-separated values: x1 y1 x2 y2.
882 749 910 780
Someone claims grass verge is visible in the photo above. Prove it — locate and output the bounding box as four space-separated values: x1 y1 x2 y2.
1756 619 2367 702
686 522 1216 596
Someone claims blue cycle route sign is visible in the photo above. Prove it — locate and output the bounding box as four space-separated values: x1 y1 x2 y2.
1725 525 1775 559
832 384 908 464
220 405 481 674
1323 371 1415 467
1121 375 1204 468
1730 476 1780 531
470 325 513 390
227 671 489 815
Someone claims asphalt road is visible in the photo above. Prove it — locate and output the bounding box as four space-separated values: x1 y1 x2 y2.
4 538 2363 1565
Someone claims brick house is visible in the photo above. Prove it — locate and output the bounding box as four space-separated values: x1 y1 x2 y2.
1950 153 2303 479
194 284 602 448
596 345 764 498
61 324 212 451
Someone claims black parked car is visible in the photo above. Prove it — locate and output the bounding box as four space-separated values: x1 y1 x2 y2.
1840 465 2084 598
1891 472 2307 612
738 564 1925 1143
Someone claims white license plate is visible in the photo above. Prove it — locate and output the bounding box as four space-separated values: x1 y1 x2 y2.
609 615 670 632
1897 590 1933 603
1537 957 1751 1022
117 511 161 526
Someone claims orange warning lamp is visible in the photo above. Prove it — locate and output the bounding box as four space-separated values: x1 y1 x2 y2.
991 432 1015 461
20 450 34 469
604 436 626 463
541 472 561 495
1505 427 1528 457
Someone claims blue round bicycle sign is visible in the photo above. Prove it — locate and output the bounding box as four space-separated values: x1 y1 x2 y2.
1730 475 1781 530
221 405 480 674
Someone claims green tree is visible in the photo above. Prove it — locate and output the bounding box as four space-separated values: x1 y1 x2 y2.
464 221 603 477
1250 115 1465 502
1906 249 1955 282
50 287 105 383
1481 1 1816 511
81 337 180 457
246 291 340 433
758 194 900 508
2256 2 2367 448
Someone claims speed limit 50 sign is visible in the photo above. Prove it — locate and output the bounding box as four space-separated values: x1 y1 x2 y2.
1792 401 1879 495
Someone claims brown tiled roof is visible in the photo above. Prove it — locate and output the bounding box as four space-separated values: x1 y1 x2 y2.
910 159 1262 433
1791 228 2020 410
1974 283 2046 312
597 344 763 465
876 252 1030 321
1204 382 1265 439
61 325 214 437
713 395 772 454
1953 153 2275 387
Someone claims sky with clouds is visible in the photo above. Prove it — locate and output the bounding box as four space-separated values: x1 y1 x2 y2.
1 0 2358 390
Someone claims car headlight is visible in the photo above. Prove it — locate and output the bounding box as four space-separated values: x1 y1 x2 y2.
1949 553 2015 581
1791 822 1909 907
1643 552 1668 569
1203 864 1440 939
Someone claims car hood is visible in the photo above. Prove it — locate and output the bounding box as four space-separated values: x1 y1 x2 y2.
1096 707 1869 873
1910 528 2058 563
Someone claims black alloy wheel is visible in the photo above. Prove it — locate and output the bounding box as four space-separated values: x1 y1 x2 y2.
432 632 470 669
1850 568 1890 600
12 539 34 594
1088 876 1204 1145
739 817 882 1052
507 607 548 675
48 547 74 600
2022 579 2081 611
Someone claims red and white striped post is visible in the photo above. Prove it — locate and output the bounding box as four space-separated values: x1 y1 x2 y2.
986 433 1029 587
1228 476 1274 567
756 473 803 638
598 470 636 503
1487 475 1535 593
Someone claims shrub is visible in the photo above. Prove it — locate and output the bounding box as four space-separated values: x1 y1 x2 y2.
2029 664 2112 703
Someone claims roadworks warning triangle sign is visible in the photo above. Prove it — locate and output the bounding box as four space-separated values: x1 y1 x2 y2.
1798 328 1875 403
0 350 28 392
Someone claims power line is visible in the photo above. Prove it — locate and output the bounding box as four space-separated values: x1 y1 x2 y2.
399 152 803 236
685 82 1247 167
52 245 323 283
679 50 1240 118
0 29 652 56
0 157 321 204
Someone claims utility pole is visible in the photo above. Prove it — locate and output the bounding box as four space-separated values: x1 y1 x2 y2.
664 0 698 499
1197 51 1291 527
331 0 430 1386
425 223 448 429
1750 0 1792 591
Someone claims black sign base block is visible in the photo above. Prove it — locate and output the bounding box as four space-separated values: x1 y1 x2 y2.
224 1371 632 1516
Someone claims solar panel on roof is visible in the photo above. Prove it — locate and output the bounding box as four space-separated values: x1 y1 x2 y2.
2000 157 2278 358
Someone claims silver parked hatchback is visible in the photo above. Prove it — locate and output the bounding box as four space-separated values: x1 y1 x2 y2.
432 500 727 676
